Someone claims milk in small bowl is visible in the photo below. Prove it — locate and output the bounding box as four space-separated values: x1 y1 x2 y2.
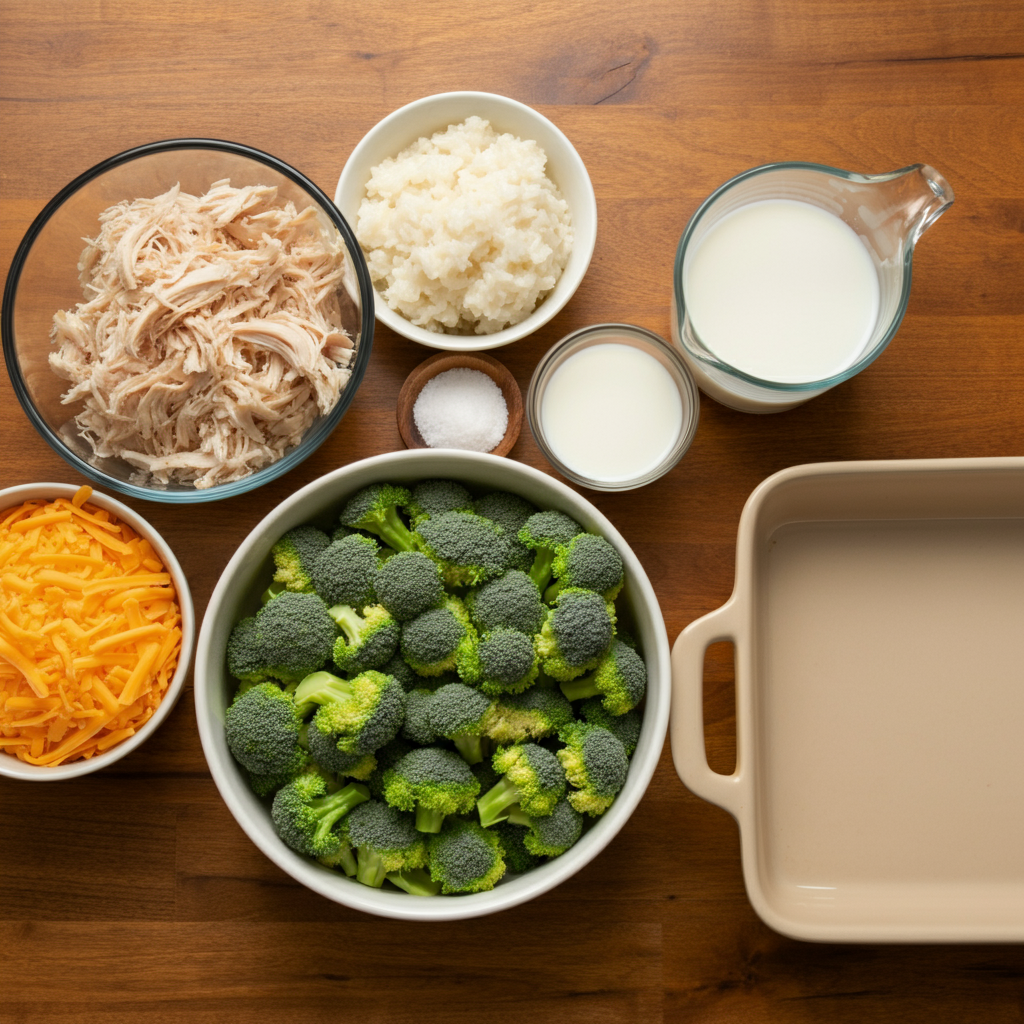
671 162 953 413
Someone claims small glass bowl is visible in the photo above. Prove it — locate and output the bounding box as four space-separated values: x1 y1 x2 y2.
2 139 375 504
527 323 700 492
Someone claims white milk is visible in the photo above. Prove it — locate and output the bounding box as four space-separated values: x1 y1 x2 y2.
683 199 880 384
540 342 682 482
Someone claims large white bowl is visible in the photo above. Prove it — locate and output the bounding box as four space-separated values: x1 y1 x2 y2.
0 483 195 781
194 449 669 920
335 92 598 352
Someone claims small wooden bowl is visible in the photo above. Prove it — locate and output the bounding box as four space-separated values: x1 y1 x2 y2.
397 352 523 456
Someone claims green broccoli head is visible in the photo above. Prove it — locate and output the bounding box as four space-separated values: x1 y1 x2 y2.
305 670 406 777
270 771 370 858
414 510 514 586
536 588 616 682
379 652 420 693
224 682 310 796
465 569 545 637
227 591 338 685
382 747 481 833
477 742 567 826
271 525 332 593
309 533 380 608
471 628 540 697
556 722 629 816
374 551 445 622
339 799 429 888
578 698 642 756
490 820 541 874
473 491 538 572
402 479 474 527
560 638 647 715
427 818 506 894
513 796 584 858
425 682 497 764
518 511 583 591
546 532 625 603
400 596 475 677
338 483 416 553
486 686 575 745
330 603 401 674
401 688 438 746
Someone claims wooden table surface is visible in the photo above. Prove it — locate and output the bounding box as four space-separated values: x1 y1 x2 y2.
1 2 1022 1021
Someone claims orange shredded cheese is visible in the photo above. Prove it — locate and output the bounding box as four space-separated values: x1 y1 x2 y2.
0 487 181 766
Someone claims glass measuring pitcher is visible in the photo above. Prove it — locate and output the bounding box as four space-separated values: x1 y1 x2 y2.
670 162 954 413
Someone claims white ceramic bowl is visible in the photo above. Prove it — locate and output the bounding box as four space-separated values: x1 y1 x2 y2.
0 483 195 781
335 92 598 352
194 449 669 920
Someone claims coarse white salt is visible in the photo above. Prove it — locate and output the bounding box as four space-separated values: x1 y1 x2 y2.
413 368 509 452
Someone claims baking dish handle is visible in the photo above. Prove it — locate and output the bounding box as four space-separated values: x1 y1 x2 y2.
669 598 748 819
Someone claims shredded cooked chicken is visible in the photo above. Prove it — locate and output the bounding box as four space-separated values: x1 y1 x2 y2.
49 180 356 489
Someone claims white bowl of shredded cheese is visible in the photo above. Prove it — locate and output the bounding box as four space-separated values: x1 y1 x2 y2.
336 92 597 351
0 482 194 780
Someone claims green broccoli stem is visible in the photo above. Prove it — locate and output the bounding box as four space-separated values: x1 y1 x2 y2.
542 579 565 604
260 580 287 605
452 732 484 765
505 804 531 827
355 846 388 888
319 842 358 877
378 508 416 553
415 804 446 833
309 783 370 847
293 670 354 717
528 550 556 592
477 776 522 828
386 868 441 896
329 605 368 646
559 675 601 703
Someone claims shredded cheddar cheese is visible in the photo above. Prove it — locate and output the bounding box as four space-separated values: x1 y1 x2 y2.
0 486 181 766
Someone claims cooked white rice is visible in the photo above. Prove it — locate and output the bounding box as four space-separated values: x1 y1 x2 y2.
357 116 573 335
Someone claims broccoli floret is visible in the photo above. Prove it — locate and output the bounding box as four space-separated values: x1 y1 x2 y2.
427 818 506 894
385 867 441 896
400 596 475 677
536 588 616 682
465 569 546 637
374 551 445 622
560 638 646 715
578 698 642 756
270 771 370 858
486 687 575 745
507 796 584 857
382 747 480 833
316 832 358 876
380 652 420 693
339 800 429 888
426 682 497 765
224 682 310 796
271 525 332 592
545 533 625 603
304 670 406 777
556 722 629 816
518 511 583 592
330 603 400 674
309 533 380 608
490 820 541 874
464 628 540 697
226 591 338 685
402 479 474 527
473 491 537 572
477 742 566 827
338 483 417 553
415 511 513 586
401 688 437 746
365 735 414 800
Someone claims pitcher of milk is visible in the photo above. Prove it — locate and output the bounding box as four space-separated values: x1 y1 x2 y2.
670 162 954 413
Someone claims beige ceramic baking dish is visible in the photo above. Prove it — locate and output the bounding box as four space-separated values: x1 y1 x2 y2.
670 457 1024 943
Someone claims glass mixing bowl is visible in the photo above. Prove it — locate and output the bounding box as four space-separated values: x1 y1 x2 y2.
2 139 374 503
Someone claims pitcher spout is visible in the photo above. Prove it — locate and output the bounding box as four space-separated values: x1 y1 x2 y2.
864 163 955 249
